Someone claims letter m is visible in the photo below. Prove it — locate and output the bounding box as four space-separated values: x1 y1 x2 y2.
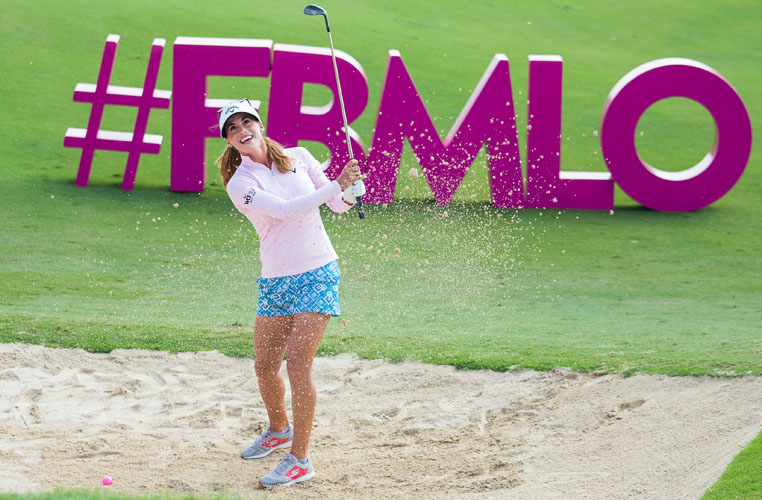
365 51 522 207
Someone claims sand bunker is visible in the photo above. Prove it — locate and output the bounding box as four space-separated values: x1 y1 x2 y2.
1 343 761 499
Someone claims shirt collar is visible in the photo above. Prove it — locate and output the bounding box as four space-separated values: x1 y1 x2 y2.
240 155 271 170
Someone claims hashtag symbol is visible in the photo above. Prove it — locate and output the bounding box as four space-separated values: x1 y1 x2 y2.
64 34 172 190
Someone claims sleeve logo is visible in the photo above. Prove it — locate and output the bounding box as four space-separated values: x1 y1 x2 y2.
243 187 256 205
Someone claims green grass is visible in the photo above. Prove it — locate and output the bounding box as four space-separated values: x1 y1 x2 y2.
2 194 760 377
702 430 762 499
1 0 761 498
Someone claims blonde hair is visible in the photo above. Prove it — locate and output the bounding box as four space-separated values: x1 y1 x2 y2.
216 136 293 187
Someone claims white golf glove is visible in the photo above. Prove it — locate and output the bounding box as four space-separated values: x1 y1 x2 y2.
343 179 366 205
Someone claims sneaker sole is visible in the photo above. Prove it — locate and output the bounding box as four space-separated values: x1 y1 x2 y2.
241 440 293 460
258 471 314 488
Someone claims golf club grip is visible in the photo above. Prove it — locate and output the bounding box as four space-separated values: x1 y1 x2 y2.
348 158 365 219
356 195 365 219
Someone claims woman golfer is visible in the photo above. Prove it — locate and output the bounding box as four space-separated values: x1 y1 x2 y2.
216 99 365 488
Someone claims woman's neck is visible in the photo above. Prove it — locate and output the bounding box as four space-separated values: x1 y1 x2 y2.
245 146 269 168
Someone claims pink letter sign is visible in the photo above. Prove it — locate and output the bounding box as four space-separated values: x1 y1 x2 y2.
64 35 171 191
171 37 272 191
365 51 523 206
268 44 368 181
600 58 752 211
525 56 614 209
74 36 749 211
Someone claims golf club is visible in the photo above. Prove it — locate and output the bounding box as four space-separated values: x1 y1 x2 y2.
304 3 366 219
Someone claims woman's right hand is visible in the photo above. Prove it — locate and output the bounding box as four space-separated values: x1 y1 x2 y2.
336 159 367 190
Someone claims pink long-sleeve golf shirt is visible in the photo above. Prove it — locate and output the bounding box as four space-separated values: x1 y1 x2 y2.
226 147 353 278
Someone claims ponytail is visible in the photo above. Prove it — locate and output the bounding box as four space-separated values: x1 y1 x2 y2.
216 145 242 188
264 137 293 175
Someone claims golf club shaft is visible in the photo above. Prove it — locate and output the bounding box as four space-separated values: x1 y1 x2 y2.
327 33 352 160
326 31 365 218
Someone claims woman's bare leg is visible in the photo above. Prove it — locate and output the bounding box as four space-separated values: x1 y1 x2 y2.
285 312 330 459
254 315 293 432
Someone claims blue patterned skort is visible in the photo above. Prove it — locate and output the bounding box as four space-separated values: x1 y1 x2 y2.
256 260 341 317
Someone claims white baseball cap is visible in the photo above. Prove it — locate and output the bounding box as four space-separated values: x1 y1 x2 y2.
217 98 262 138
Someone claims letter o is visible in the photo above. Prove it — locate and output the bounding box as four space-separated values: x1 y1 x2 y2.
600 58 752 211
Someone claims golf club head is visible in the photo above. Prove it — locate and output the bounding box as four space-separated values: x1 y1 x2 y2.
303 4 330 31
303 3 325 15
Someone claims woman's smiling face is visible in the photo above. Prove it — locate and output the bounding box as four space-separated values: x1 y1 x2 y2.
225 113 265 157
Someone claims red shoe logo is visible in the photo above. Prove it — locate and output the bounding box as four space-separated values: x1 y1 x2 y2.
262 437 290 448
284 466 308 480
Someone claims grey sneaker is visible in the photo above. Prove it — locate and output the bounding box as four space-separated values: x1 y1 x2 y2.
241 425 293 459
258 453 314 488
